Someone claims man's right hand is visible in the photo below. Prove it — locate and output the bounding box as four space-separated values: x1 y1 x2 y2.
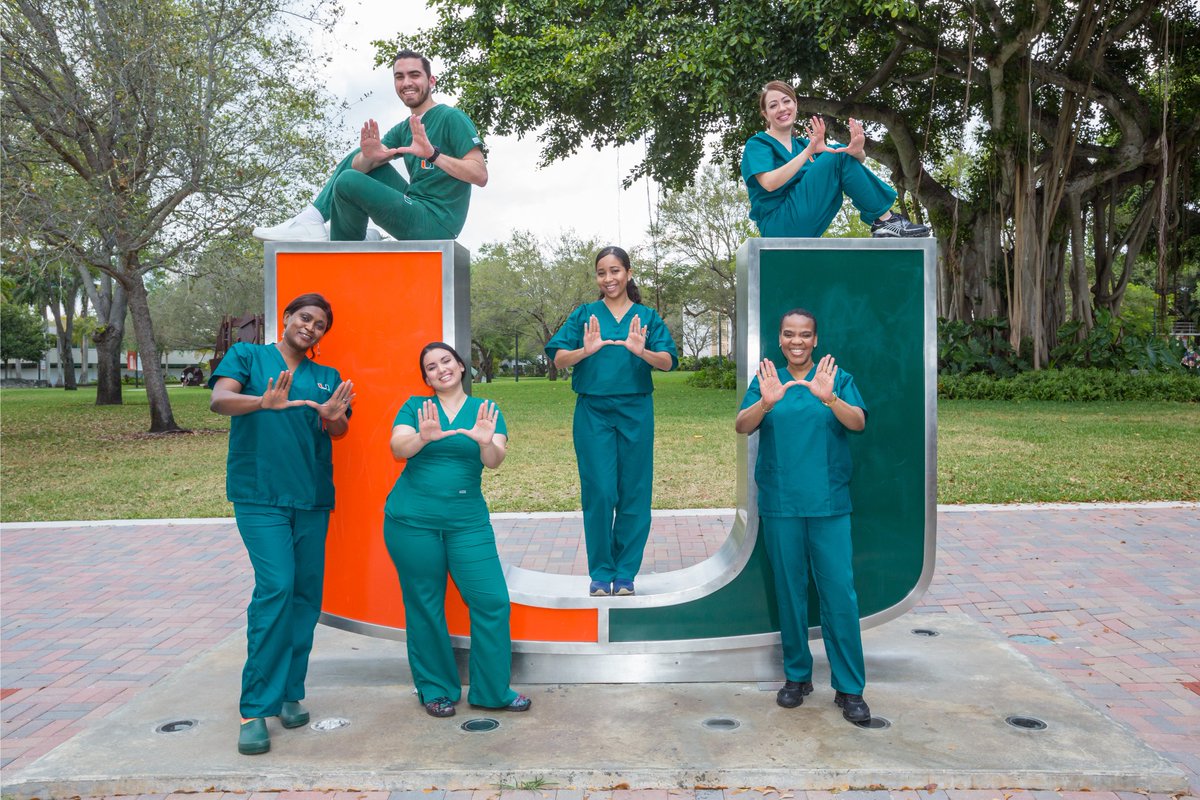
353 119 403 171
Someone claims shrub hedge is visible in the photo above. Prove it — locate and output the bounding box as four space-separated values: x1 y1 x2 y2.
937 367 1200 401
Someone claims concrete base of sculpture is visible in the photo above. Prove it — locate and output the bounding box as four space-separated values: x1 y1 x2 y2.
6 613 1186 796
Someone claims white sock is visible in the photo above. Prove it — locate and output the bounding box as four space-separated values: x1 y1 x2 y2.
296 204 324 224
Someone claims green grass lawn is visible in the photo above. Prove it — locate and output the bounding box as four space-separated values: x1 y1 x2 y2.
1 374 1196 522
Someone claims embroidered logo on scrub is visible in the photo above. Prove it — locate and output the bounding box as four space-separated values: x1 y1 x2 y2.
317 383 331 392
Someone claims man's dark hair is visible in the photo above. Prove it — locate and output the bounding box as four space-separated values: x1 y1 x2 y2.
393 50 432 77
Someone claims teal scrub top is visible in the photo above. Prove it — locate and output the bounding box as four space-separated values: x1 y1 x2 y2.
384 394 508 530
544 301 679 396
739 366 867 517
209 342 346 510
740 132 848 231
380 104 484 237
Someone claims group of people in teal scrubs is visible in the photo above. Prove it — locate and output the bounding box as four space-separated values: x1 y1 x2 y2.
214 263 875 756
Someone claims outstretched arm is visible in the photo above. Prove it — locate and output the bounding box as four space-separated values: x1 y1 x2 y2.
394 115 488 187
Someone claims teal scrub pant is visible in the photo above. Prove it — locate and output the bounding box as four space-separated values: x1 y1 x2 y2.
312 152 455 241
573 393 654 582
758 151 896 238
761 514 866 694
233 502 330 719
383 517 518 708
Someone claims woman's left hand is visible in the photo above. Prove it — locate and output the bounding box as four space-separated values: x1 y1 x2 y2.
307 379 356 420
796 354 837 404
459 400 499 445
622 315 647 356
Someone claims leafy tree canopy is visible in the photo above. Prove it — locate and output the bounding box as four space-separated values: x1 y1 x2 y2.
0 303 51 364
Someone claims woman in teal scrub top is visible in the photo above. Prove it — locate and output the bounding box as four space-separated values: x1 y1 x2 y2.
545 246 679 598
384 342 530 718
735 308 872 724
741 80 928 239
209 293 355 755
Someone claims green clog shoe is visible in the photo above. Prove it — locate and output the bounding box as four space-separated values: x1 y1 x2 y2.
279 700 310 729
238 717 269 755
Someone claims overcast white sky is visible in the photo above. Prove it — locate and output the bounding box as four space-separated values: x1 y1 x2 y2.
312 0 659 254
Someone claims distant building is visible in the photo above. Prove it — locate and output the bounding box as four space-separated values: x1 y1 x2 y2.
2 344 210 386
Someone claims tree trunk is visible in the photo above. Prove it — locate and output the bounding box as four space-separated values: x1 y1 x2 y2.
1067 193 1094 332
88 272 127 405
48 303 78 390
126 275 182 433
1043 235 1068 352
92 316 126 405
941 206 1005 323
1009 163 1047 367
78 282 92 384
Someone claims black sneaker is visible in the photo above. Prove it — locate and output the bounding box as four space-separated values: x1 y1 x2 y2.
870 213 930 238
776 680 814 708
834 691 871 722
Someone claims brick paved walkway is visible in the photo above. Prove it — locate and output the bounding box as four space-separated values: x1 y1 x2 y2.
1 505 1197 799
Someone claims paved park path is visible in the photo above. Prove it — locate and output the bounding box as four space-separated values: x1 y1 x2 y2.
2 504 1197 799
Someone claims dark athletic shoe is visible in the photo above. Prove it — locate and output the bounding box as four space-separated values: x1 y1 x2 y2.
835 691 871 723
870 213 930 238
612 579 636 596
776 680 814 708
589 581 612 597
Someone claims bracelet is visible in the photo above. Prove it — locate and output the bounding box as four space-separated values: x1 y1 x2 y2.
760 399 774 413
822 393 839 408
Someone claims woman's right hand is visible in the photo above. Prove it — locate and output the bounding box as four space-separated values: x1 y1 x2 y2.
757 358 798 410
802 116 827 156
582 314 611 356
417 399 452 442
260 370 308 410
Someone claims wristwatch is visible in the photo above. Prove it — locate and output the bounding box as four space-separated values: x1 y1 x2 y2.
822 392 839 408
427 146 441 163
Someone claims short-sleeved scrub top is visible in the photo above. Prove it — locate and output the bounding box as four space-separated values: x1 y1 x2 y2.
739 366 868 517
380 104 485 237
544 301 679 395
209 342 347 510
740 132 855 237
384 395 507 531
